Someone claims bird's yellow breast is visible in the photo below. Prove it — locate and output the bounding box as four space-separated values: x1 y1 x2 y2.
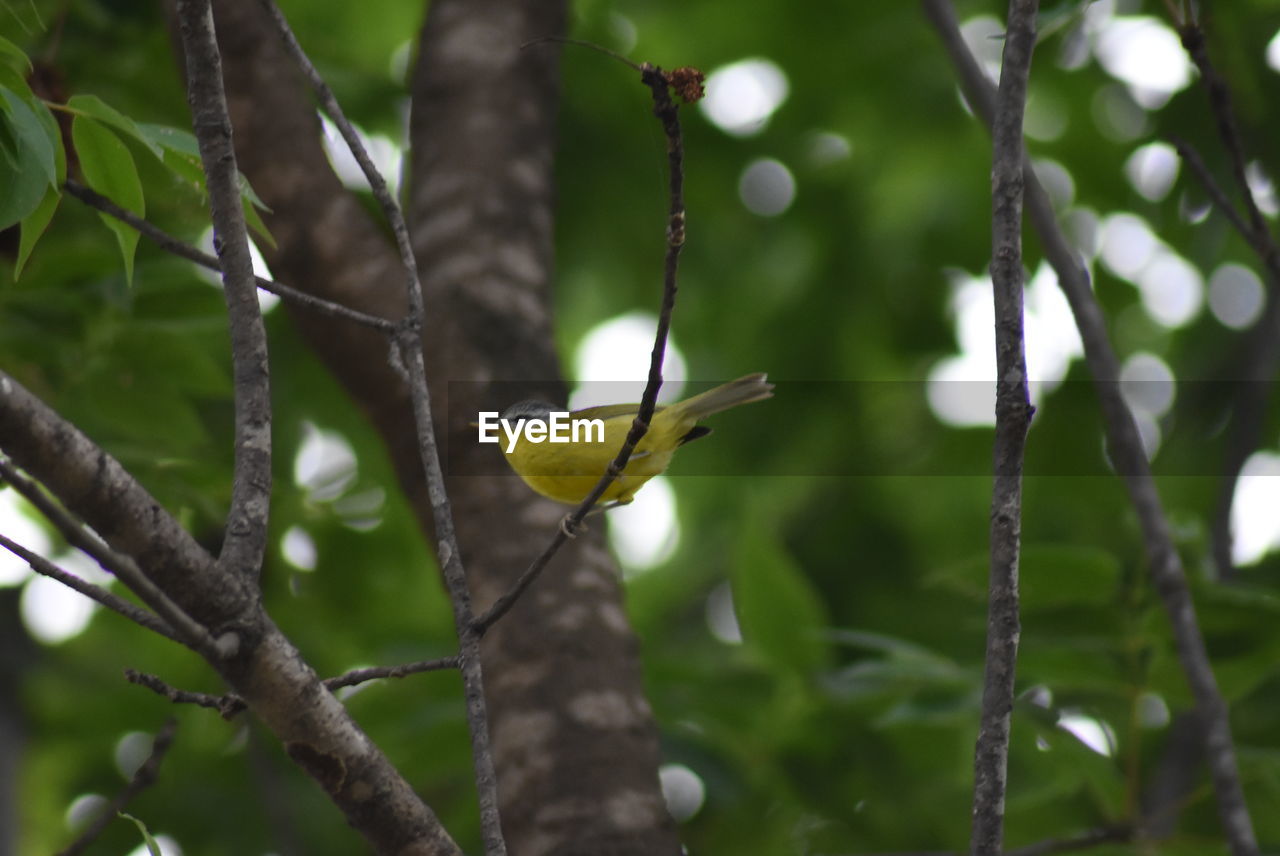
501 410 688 505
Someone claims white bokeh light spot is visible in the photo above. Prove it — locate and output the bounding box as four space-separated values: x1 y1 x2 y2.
1059 712 1116 756
958 16 1005 83
700 58 789 137
321 114 403 198
1231 452 1280 566
1208 263 1265 330
927 265 1082 427
21 572 96 644
1119 352 1175 418
281 526 318 571
1033 159 1075 211
1267 29 1280 73
571 313 687 409
125 835 182 856
196 228 279 313
1094 17 1192 108
659 763 707 822
1137 252 1203 328
1245 161 1278 217
294 423 358 501
0 488 51 586
738 158 795 217
705 581 743 644
608 476 679 575
1100 212 1158 280
1124 142 1180 201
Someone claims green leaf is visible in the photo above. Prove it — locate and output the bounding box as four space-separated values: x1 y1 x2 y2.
0 149 44 230
0 36 32 74
66 93 164 159
68 377 210 453
14 184 60 277
0 84 56 188
136 121 275 246
137 122 201 160
0 84 53 230
241 177 276 248
72 115 144 284
1019 543 1122 610
118 812 162 856
32 91 66 187
731 520 831 672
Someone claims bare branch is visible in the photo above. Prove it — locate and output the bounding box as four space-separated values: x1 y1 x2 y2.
1004 824 1132 856
176 0 273 580
856 823 1132 856
1168 19 1280 582
0 449 222 659
0 371 462 854
0 533 182 644
0 457 226 652
1169 139 1267 258
970 3 1038 855
253 0 418 323
323 656 460 691
1174 18 1277 260
62 179 397 333
1169 138 1280 580
923 3 1260 854
254 2 504 850
125 669 246 719
472 64 694 634
0 456 137 567
125 655 463 717
56 718 180 856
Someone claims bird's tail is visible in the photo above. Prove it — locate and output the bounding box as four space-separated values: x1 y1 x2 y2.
670 373 774 422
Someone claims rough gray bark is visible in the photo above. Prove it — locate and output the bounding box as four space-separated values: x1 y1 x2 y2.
207 0 681 851
0 371 461 855
408 3 681 852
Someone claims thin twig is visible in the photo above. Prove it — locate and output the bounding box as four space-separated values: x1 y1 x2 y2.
1170 17 1280 581
855 824 1132 856
0 456 224 657
124 655 462 718
1004 824 1132 856
1168 139 1267 258
521 36 644 72
0 456 131 567
1174 18 1276 260
56 718 180 856
472 64 692 635
1169 138 1280 581
323 655 460 690
0 533 182 643
0 369 453 848
176 0 273 581
254 2 505 851
125 669 246 719
970 3 1038 856
922 3 1259 854
63 180 397 332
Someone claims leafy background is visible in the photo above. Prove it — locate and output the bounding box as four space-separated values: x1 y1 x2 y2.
3 0 1280 854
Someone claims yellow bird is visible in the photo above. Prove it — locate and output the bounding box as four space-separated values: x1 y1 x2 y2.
493 373 773 506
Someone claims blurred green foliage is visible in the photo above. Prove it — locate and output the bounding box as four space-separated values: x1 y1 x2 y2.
3 0 1280 854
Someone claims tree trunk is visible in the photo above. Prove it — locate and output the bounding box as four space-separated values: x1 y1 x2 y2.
207 0 680 851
